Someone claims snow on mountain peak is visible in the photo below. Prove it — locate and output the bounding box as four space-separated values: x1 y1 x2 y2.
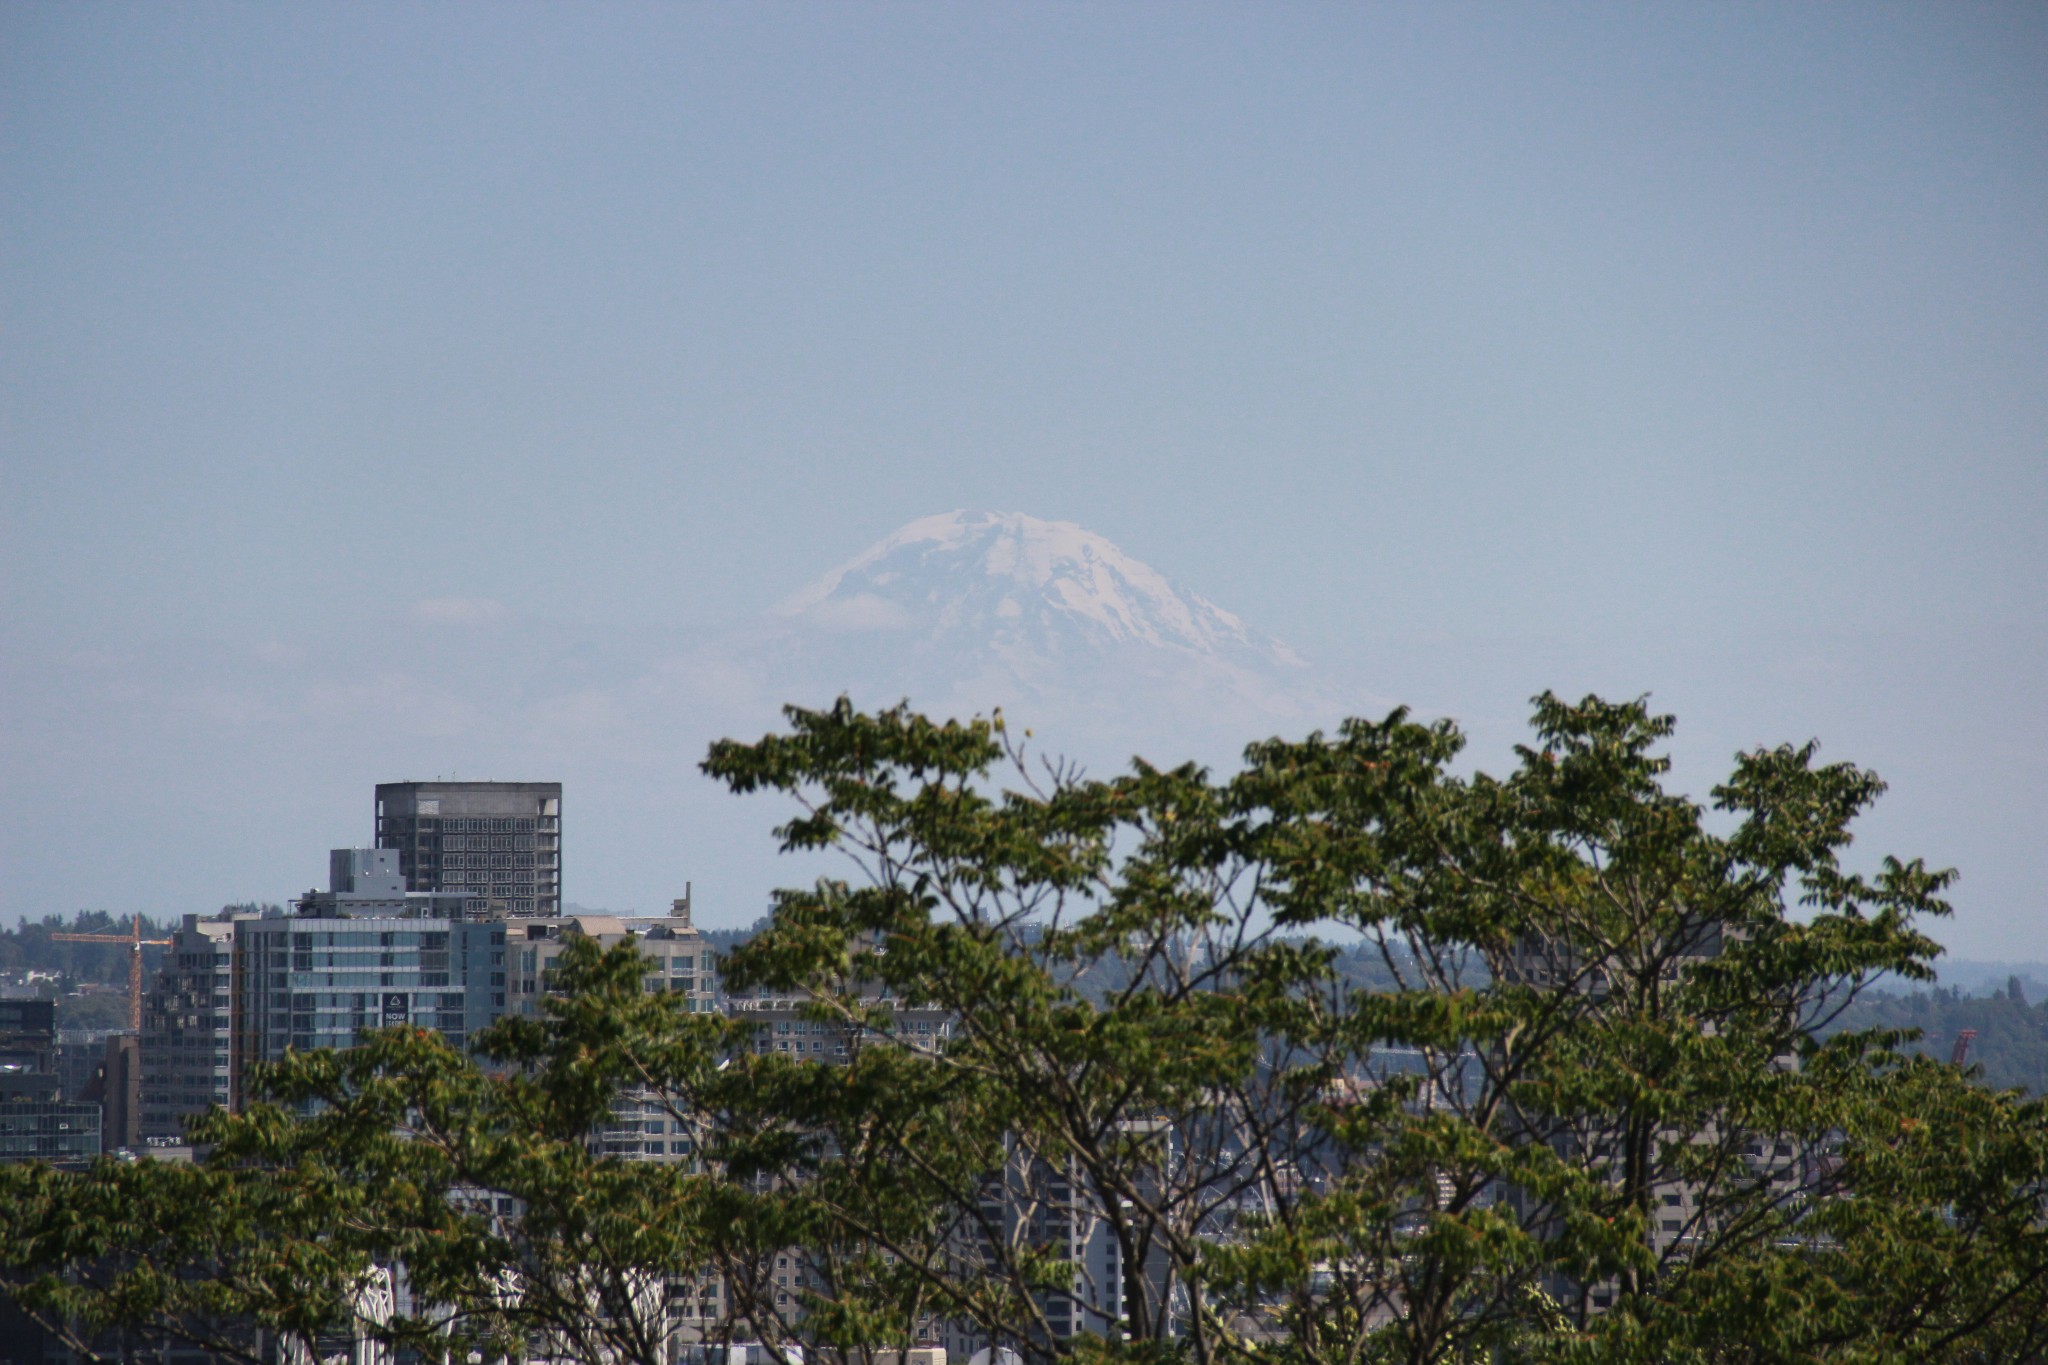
775 510 1304 666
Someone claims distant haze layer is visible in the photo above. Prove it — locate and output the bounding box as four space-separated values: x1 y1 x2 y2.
9 509 2023 972
4 7 2041 956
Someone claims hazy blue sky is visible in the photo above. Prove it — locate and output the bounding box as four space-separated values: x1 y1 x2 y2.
4 5 2044 957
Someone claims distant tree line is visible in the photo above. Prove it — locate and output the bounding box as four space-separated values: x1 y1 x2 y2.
0 911 175 987
0 908 276 1029
644 915 2048 1097
1828 976 2048 1095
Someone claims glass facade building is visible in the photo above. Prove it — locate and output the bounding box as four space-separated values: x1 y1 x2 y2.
234 920 507 1060
230 850 510 1106
0 998 102 1165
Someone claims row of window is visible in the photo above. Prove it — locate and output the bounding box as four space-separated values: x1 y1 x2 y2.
290 950 452 968
262 973 453 988
385 817 542 834
277 1030 467 1052
271 931 460 949
766 1018 942 1035
272 990 469 1008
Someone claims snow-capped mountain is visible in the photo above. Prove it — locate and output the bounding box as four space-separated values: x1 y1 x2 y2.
775 510 1304 667
726 511 1343 742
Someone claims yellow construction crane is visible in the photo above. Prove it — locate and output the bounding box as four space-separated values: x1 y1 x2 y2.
52 913 171 1033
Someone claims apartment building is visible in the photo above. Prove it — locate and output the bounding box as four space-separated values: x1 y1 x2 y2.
232 849 509 1106
375 782 562 918
140 910 256 1142
505 901 719 1165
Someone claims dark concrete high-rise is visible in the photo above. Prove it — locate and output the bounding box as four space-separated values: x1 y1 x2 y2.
374 782 562 918
140 910 251 1143
97 1033 140 1152
0 999 101 1165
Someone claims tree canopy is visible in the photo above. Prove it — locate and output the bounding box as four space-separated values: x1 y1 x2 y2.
5 694 2047 1365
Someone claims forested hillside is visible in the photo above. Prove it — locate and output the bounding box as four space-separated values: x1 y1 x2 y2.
1 909 267 1030
1829 978 2048 1095
0 911 174 986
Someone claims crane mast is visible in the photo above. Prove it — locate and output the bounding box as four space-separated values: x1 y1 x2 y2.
50 913 171 1033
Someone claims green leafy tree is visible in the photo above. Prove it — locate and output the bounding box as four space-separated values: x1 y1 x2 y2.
0 940 739 1365
5 695 2048 1365
695 694 2048 1364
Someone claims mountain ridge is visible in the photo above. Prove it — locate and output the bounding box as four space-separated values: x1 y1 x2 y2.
771 509 1306 668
